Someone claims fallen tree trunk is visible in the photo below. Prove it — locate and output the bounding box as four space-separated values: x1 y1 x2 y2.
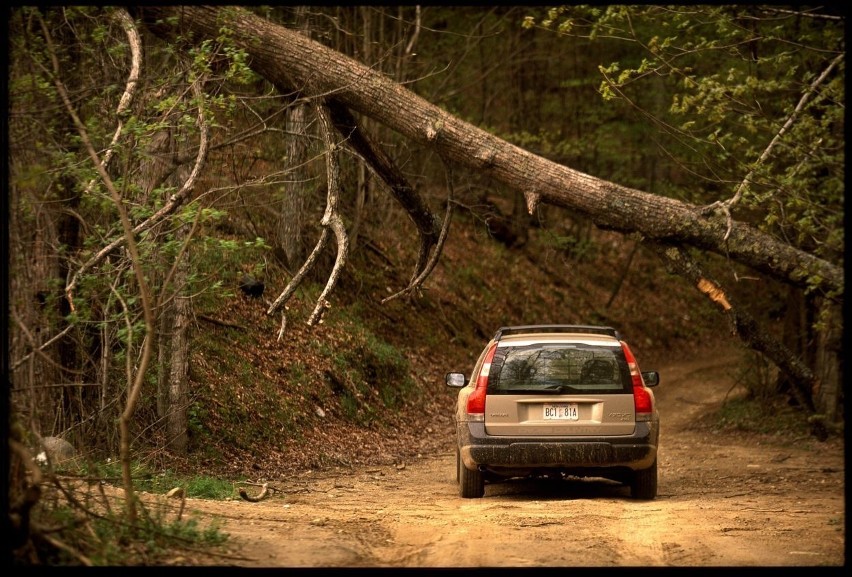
136 5 842 302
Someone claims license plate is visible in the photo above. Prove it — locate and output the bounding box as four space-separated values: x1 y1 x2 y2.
543 403 579 420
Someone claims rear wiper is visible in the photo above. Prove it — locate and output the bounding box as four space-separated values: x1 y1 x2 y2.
539 384 578 393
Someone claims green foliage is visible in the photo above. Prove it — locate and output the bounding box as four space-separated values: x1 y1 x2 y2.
731 349 778 402
317 312 417 426
453 265 484 288
540 228 596 262
192 228 271 307
712 351 810 438
24 456 230 564
150 474 237 500
191 330 305 452
528 8 842 207
524 3 843 306
8 6 283 463
286 361 310 388
187 402 210 439
716 396 808 438
30 484 227 565
91 458 237 499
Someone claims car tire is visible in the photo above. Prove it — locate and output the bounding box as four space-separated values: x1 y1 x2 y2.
459 459 485 498
630 459 657 500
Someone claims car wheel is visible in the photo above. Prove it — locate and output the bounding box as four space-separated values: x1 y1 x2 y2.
630 459 657 500
459 459 485 498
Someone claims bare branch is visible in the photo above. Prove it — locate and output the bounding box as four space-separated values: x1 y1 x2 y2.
39 10 158 523
136 6 843 298
277 312 287 342
325 101 441 282
266 102 352 325
39 529 94 566
307 103 350 326
702 51 845 241
324 99 444 287
197 314 245 330
383 158 455 304
10 314 74 372
239 482 269 502
80 8 141 196
267 229 330 315
404 5 421 56
155 196 205 312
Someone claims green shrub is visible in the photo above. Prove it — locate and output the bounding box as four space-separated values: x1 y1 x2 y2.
26 476 228 565
716 396 808 437
318 310 417 425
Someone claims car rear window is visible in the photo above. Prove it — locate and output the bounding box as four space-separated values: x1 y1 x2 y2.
487 343 631 393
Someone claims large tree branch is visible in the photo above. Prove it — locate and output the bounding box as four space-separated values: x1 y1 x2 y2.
136 6 842 301
308 102 350 326
325 101 441 283
383 157 456 304
648 241 818 412
80 8 140 196
266 102 350 327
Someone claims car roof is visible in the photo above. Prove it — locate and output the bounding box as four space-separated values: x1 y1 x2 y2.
493 325 622 340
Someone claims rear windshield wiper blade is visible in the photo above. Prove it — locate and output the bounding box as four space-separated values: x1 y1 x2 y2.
539 384 578 393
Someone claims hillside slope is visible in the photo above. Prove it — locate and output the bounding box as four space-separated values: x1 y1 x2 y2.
180 207 741 481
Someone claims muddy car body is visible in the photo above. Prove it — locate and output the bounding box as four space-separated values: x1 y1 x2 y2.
446 325 660 499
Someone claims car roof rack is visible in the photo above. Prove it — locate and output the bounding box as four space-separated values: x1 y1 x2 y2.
494 325 621 340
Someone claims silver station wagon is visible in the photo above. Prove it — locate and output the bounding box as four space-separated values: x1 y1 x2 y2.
446 325 660 499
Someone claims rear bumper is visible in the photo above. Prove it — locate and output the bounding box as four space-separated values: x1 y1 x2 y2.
457 420 658 473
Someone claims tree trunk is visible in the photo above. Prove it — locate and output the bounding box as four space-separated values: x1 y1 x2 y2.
776 286 808 402
278 6 310 270
156 304 173 420
135 6 842 301
163 161 193 455
139 124 175 422
280 101 308 269
814 300 842 423
166 256 191 454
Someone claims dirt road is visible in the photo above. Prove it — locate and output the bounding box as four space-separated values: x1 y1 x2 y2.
182 353 845 567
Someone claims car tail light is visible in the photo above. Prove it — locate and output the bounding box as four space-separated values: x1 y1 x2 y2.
466 342 497 418
621 341 654 421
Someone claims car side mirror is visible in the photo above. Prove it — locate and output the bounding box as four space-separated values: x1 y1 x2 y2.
445 372 466 388
641 371 660 387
